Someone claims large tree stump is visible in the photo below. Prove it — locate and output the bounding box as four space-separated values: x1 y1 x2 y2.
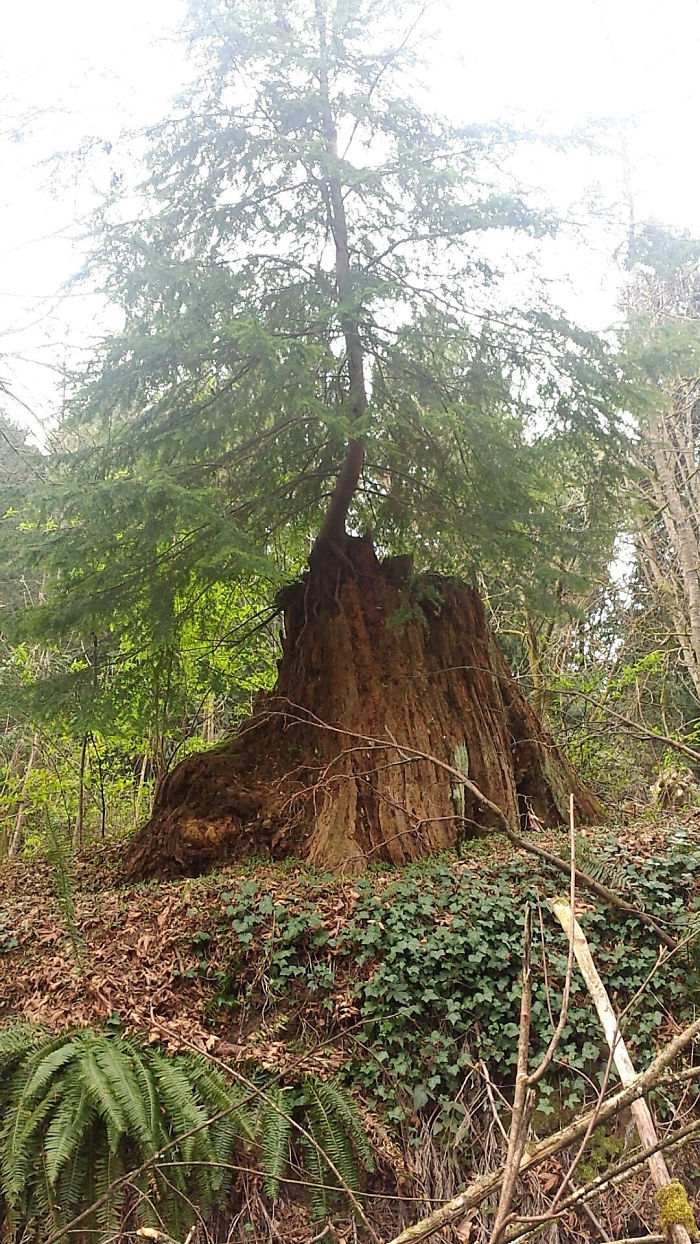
123 538 599 880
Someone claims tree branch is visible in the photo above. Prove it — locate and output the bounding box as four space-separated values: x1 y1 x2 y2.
384 1013 700 1244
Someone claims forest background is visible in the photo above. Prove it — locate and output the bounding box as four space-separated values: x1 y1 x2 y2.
2 0 700 855
4 2 700 1243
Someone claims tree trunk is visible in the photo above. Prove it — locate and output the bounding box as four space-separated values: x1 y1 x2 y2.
73 732 89 850
133 752 149 829
8 728 40 858
123 539 599 881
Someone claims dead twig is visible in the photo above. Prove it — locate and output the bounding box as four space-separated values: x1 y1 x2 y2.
384 1013 700 1244
488 906 535 1244
503 1116 700 1244
550 900 693 1244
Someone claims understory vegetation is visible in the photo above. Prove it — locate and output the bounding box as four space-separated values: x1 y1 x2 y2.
2 824 700 1242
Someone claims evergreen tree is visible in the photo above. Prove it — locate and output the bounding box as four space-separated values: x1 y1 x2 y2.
5 0 626 873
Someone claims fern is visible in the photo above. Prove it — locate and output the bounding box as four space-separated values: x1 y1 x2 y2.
0 1023 374 1239
0 1023 40 1076
0 1025 255 1242
129 1041 163 1143
576 835 631 895
44 1077 94 1183
182 1054 253 1202
55 1127 94 1226
149 1047 212 1162
75 1038 129 1137
184 1054 255 1143
303 1080 362 1199
20 1039 78 1106
90 1034 158 1153
1 1078 65 1203
258 1086 294 1200
301 1116 333 1221
307 1080 374 1176
253 1075 373 1214
93 1137 124 1238
43 810 83 961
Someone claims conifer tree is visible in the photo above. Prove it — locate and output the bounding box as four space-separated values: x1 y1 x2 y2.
7 0 624 873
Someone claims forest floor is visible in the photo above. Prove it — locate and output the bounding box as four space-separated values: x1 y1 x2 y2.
1 813 688 1047
2 811 700 1243
0 811 691 1035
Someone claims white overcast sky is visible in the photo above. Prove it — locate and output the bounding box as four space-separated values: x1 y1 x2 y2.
1 0 700 435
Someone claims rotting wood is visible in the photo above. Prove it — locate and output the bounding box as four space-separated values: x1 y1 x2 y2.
124 548 598 880
551 898 694 1244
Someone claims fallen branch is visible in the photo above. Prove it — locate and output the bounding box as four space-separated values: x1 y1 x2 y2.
498 824 677 950
603 1238 665 1244
504 1117 700 1244
384 1014 700 1244
551 899 694 1244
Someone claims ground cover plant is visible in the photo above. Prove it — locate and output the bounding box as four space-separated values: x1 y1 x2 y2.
0 1024 374 1241
186 831 700 1121
2 819 699 1241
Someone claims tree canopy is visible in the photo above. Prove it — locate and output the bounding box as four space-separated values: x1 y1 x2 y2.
3 0 628 660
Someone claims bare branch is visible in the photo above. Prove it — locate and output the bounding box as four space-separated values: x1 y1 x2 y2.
384 1013 700 1244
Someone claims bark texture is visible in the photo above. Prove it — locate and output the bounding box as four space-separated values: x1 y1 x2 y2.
123 539 599 881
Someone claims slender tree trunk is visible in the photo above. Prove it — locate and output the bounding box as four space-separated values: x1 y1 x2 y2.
201 693 217 745
73 733 89 849
523 607 558 721
651 411 700 683
134 752 149 828
90 734 106 839
8 728 40 858
315 0 366 547
634 403 700 701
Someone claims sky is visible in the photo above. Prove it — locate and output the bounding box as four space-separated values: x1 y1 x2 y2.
2 0 700 436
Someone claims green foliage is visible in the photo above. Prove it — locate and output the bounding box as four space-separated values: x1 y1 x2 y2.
0 1024 374 1239
256 1078 373 1216
577 1126 623 1184
298 1077 374 1219
1 0 627 731
258 1085 293 1201
0 1025 252 1241
43 812 83 961
197 841 700 1124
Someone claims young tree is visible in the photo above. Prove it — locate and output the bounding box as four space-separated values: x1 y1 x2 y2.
9 0 624 875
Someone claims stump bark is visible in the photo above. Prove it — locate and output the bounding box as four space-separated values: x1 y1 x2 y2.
123 538 600 880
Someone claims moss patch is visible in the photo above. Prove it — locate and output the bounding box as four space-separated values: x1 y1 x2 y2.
657 1180 698 1239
